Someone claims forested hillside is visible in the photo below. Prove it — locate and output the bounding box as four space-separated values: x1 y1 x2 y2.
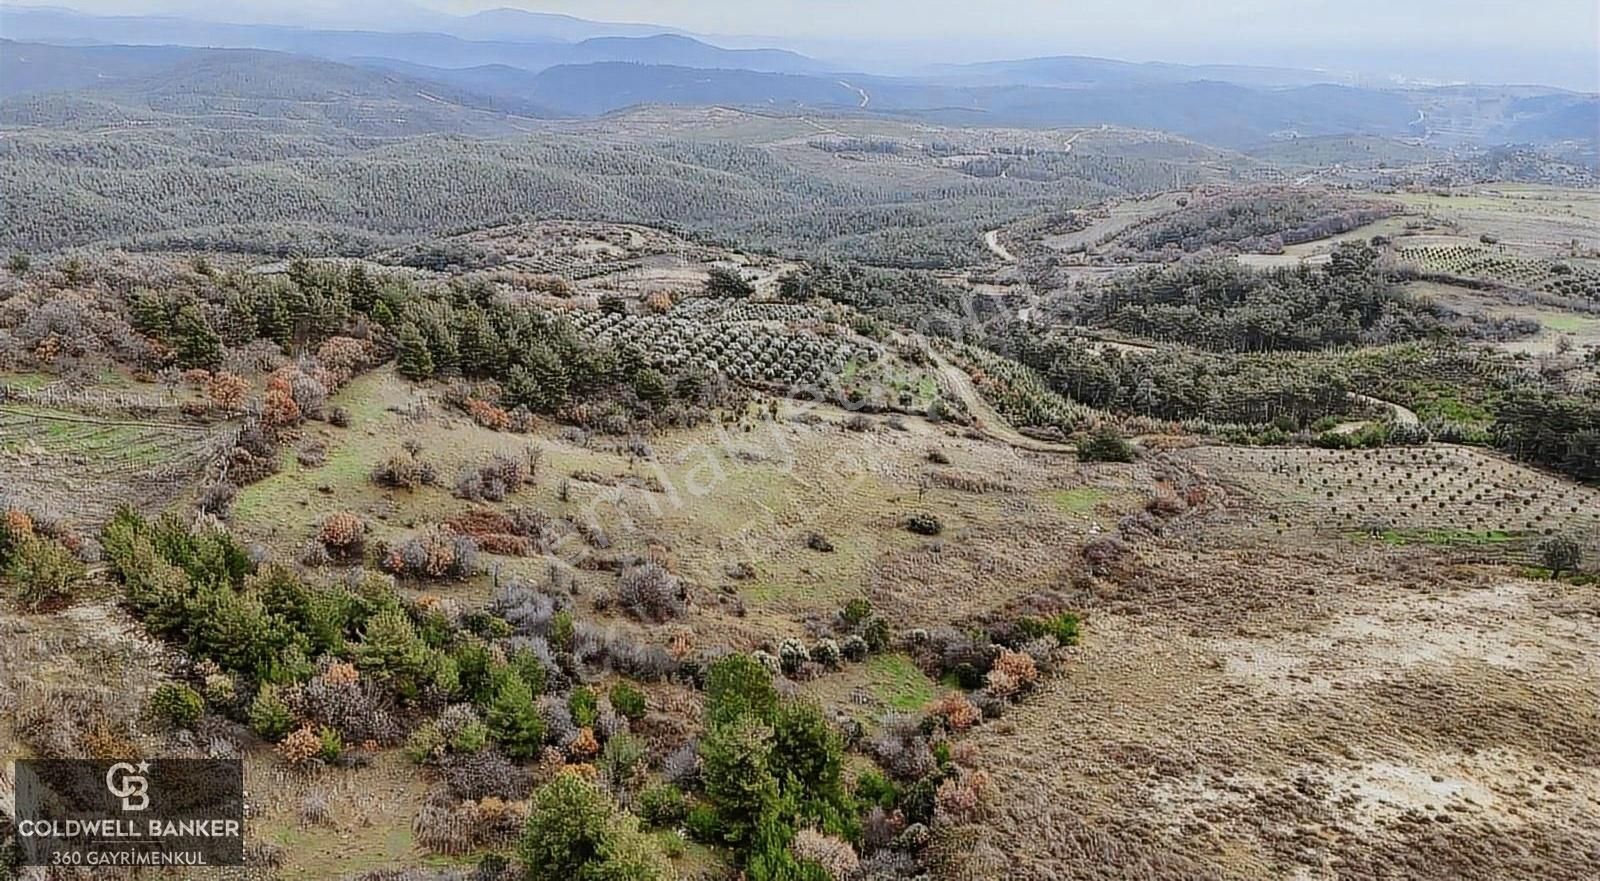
0 42 550 131
0 106 1209 266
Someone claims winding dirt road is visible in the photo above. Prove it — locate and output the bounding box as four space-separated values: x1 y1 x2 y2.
984 229 1017 263
927 347 1075 454
1349 392 1420 425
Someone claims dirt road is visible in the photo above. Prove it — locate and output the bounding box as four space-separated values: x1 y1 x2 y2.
837 80 869 108
927 347 1074 454
984 228 1018 263
1349 392 1420 425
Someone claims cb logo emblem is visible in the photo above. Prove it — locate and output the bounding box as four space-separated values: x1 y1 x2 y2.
105 762 150 812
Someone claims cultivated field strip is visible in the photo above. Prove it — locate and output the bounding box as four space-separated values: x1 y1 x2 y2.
1398 245 1600 300
1181 444 1600 560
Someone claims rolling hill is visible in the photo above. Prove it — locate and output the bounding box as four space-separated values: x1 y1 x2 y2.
0 42 552 135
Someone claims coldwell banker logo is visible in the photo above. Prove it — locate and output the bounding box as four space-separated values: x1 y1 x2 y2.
105 762 150 812
13 759 244 867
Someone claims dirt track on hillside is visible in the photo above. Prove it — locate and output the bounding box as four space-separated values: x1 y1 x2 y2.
927 347 1075 454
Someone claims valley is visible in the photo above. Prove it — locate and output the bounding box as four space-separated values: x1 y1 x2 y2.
0 6 1597 881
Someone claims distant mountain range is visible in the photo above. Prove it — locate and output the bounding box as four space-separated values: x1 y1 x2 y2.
0 6 824 74
927 56 1355 89
1 4 1595 153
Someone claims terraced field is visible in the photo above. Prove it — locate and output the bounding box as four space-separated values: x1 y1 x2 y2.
0 405 233 525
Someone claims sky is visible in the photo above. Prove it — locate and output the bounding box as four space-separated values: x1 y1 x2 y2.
17 0 1600 88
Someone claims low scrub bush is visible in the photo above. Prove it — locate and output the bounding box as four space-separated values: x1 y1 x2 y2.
370 448 437 491
378 528 478 580
277 726 322 766
441 748 532 801
249 684 296 741
317 511 366 554
148 682 204 729
610 681 648 720
928 692 980 732
1077 425 1136 463
4 535 85 611
1015 611 1081 647
1539 534 1584 577
904 513 943 536
616 563 686 622
637 783 688 828
518 773 671 881
791 828 859 879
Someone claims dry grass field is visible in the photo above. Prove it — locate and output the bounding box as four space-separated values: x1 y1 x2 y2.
4 351 1598 880
960 538 1600 880
896 417 1600 879
231 367 1157 634
1383 186 1600 256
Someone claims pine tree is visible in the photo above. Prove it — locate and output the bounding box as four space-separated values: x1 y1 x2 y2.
346 263 378 314
248 684 295 741
358 607 431 697
218 293 260 347
486 671 545 758
456 307 503 377
706 266 755 298
419 315 460 375
131 290 174 337
505 345 570 412
699 714 778 848
395 322 434 379
172 304 222 370
704 654 779 727
252 284 293 348
633 368 669 406
518 774 612 880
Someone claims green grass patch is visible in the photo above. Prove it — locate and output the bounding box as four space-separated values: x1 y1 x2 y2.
1539 312 1595 333
1366 528 1518 547
1397 382 1495 426
1050 487 1108 515
1518 565 1599 585
862 653 938 712
232 371 410 537
266 820 438 880
0 372 55 390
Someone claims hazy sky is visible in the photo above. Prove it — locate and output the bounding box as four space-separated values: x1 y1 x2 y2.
21 0 1600 87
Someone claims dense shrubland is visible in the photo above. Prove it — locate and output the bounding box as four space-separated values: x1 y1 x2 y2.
0 507 90 612
984 322 1357 427
779 259 998 340
776 248 1593 479
83 504 1076 878
1493 387 1600 483
0 255 750 435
